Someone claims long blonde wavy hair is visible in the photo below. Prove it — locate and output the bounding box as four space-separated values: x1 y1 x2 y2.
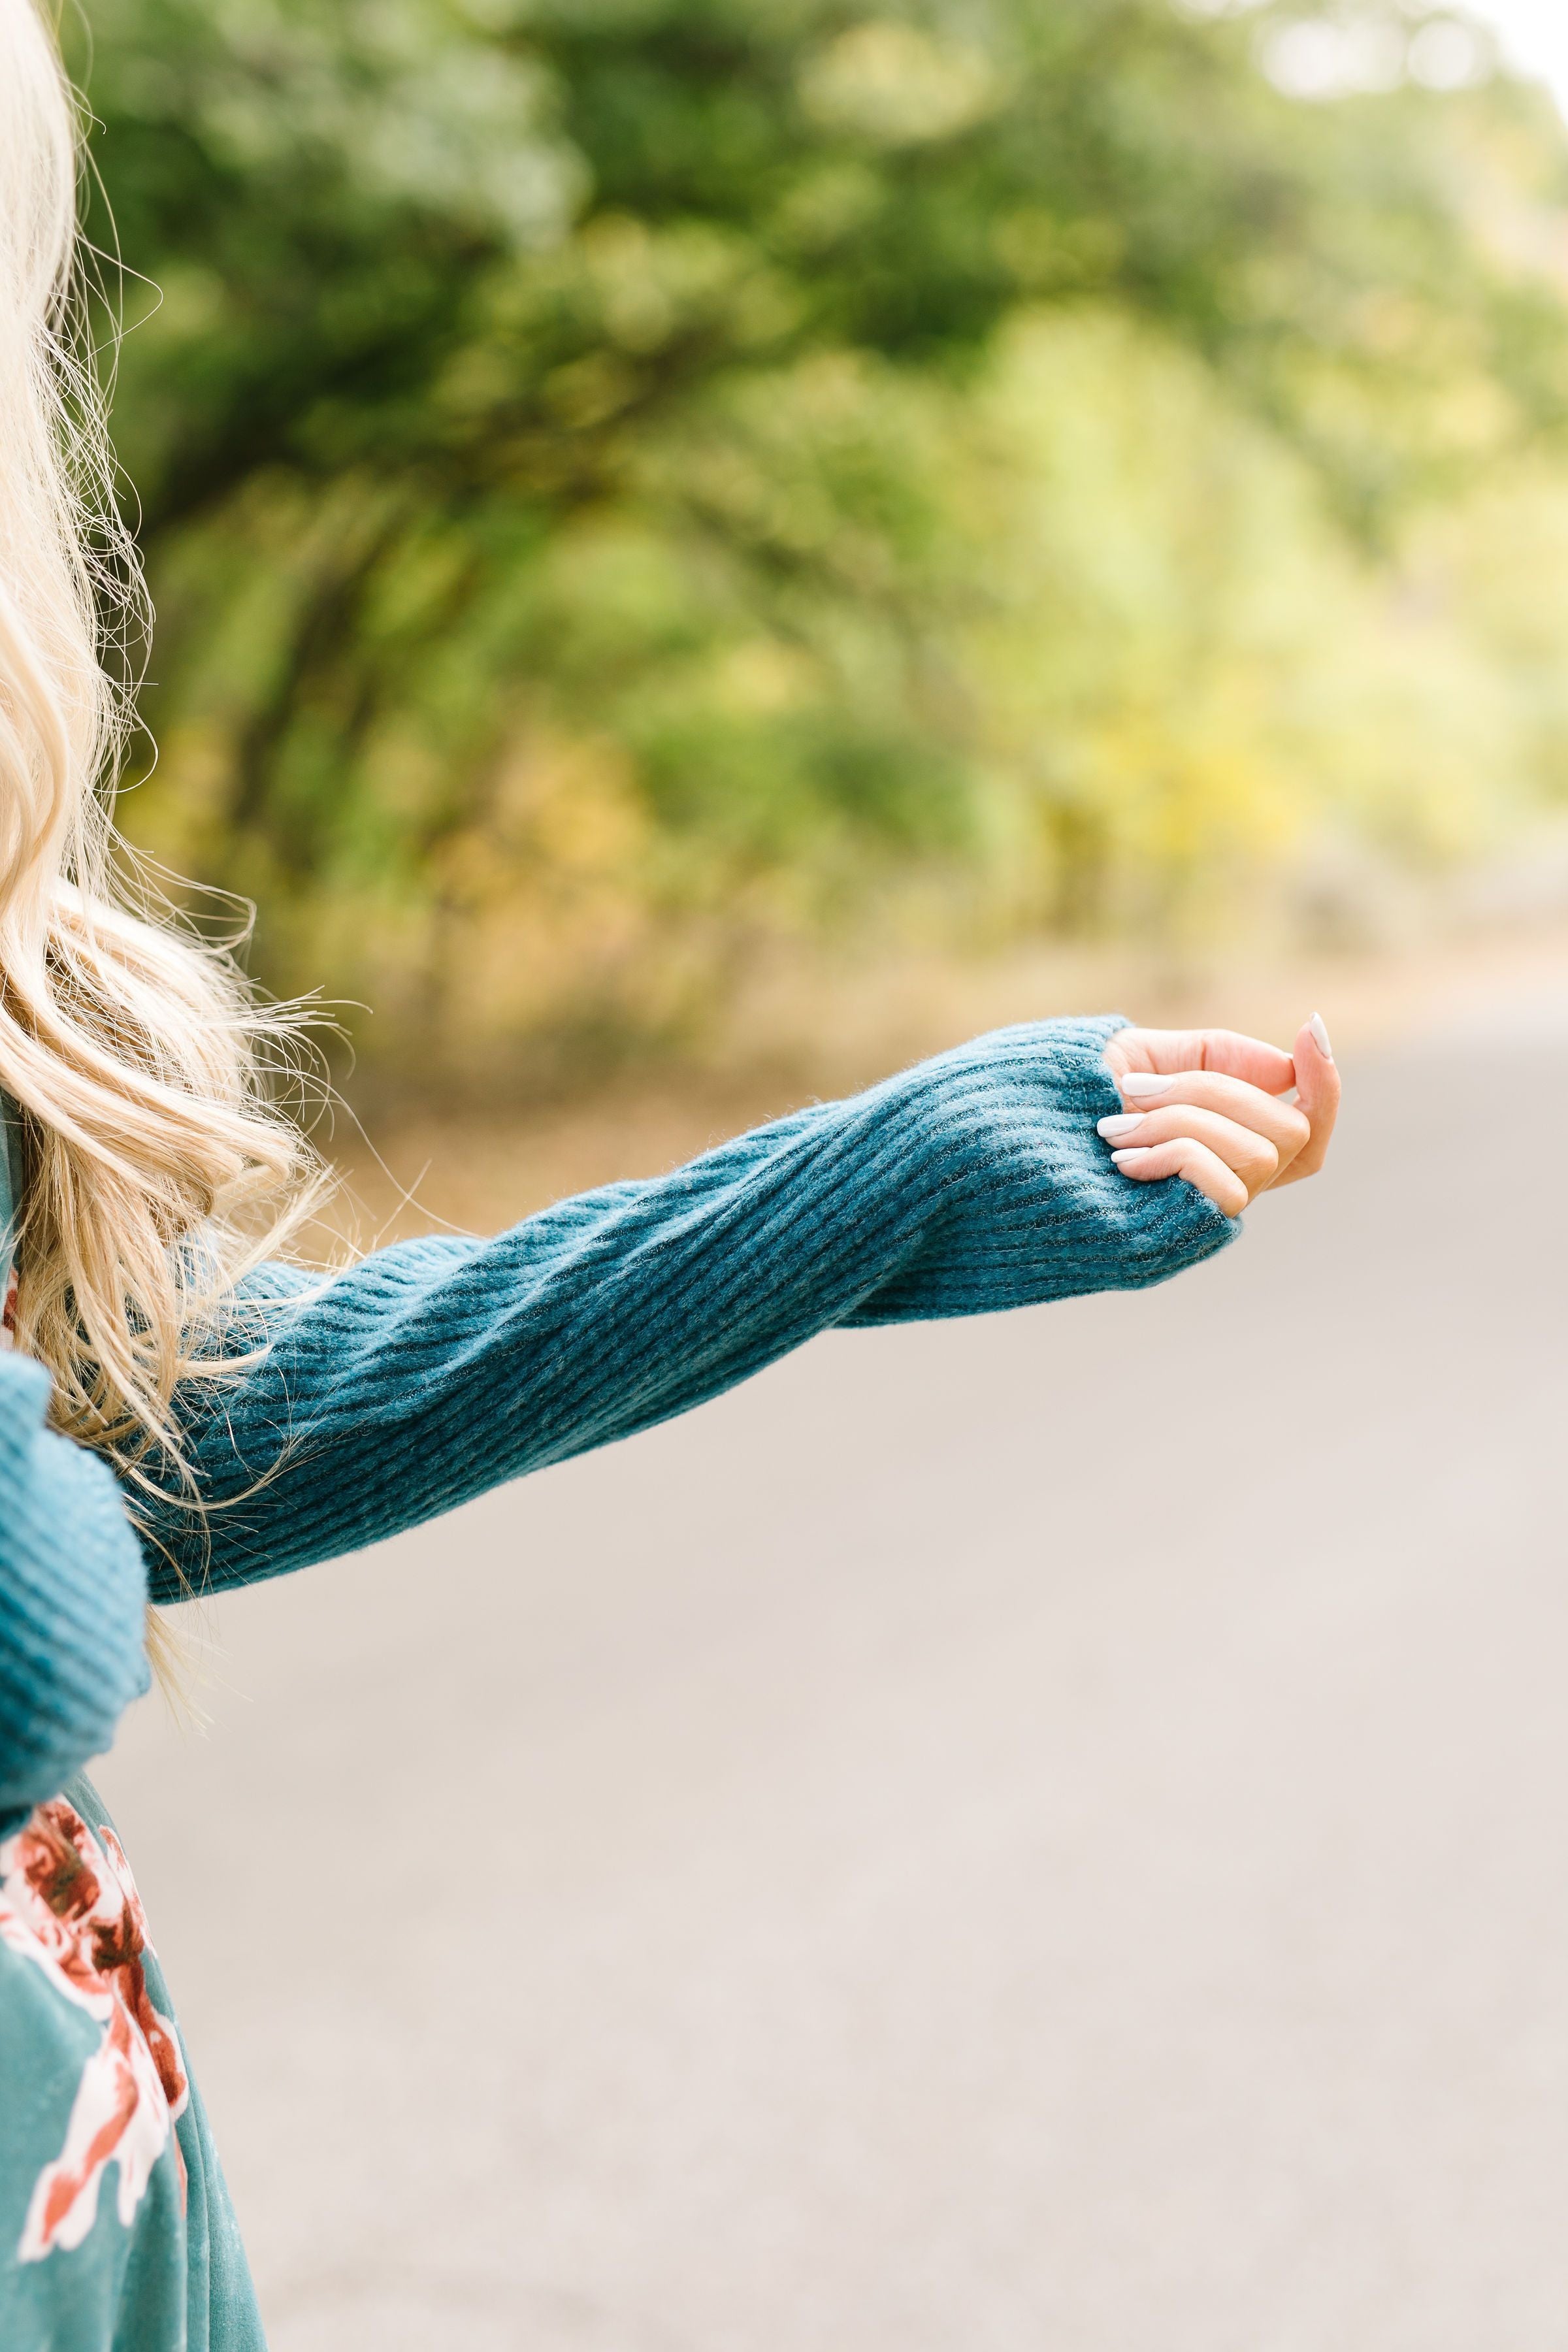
0 0 321 1509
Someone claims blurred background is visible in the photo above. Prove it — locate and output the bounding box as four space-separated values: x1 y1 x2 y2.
82 5 1568 2347
68 0 1568 1155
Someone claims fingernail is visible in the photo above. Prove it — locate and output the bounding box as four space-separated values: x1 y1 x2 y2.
1097 1113 1143 1139
1111 1147 1154 1167
1120 1072 1175 1099
1309 1012 1333 1062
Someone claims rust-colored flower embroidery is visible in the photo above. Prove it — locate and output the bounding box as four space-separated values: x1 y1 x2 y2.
0 1799 188 2260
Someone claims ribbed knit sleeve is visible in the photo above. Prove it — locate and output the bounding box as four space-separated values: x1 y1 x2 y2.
0 1356 150 1836
142 1018 1234 1600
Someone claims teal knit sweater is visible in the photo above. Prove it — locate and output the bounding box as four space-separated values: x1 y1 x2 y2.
0 1017 1235 2350
0 1017 1236 1835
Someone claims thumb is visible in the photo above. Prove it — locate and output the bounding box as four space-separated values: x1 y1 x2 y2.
1281 1012 1340 1183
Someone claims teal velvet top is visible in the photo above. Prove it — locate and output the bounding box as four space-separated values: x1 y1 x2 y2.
0 1017 1235 2348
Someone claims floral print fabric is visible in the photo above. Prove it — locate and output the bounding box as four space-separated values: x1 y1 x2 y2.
0 1777 264 2351
0 1799 189 2262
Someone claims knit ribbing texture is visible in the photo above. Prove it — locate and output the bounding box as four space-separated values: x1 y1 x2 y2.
0 1017 1234 1827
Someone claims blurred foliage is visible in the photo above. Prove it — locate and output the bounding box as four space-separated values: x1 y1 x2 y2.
67 0 1568 1087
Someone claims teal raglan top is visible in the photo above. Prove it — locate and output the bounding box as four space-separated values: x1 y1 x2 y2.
0 1018 1236 2351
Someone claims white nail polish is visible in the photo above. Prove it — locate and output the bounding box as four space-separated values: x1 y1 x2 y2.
1097 1113 1142 1139
1120 1071 1176 1099
1111 1147 1153 1166
1309 1011 1333 1062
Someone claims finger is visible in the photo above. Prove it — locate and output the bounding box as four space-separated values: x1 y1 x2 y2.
1190 1028 1299 1096
1272 1013 1341 1186
1099 1105 1278 1194
1109 1137 1247 1218
1108 1026 1297 1096
1111 1068 1311 1170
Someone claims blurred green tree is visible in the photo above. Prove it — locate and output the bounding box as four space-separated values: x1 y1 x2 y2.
68 0 1568 1087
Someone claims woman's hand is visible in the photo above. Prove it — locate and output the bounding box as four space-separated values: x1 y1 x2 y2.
1098 1015 1341 1219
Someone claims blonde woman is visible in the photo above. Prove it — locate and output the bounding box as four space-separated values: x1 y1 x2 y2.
0 3 1341 2345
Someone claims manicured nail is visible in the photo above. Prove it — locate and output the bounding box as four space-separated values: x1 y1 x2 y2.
1308 1012 1333 1062
1097 1113 1143 1139
1111 1147 1154 1168
1120 1071 1175 1099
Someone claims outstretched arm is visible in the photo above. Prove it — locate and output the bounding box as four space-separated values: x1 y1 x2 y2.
147 1017 1247 1599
